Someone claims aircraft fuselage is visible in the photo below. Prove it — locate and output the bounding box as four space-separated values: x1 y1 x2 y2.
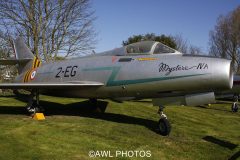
14 54 232 99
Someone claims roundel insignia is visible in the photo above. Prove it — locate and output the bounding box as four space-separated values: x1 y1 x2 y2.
30 70 37 80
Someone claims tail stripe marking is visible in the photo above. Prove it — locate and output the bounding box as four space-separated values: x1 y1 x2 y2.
36 60 41 67
23 71 28 82
33 57 37 68
26 70 31 82
24 70 31 82
32 57 41 69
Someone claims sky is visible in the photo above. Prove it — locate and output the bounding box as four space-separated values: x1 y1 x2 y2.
92 0 239 53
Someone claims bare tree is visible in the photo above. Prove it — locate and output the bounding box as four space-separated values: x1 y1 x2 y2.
209 6 240 71
209 15 230 58
173 34 188 54
0 0 96 62
173 34 202 55
0 31 15 59
0 31 18 82
188 45 202 55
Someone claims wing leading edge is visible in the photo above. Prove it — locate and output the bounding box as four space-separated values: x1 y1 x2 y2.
0 81 104 89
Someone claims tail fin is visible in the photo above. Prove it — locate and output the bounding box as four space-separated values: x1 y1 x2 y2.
14 37 35 60
0 37 41 74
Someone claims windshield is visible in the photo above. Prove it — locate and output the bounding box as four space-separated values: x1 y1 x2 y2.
126 41 156 54
153 43 175 54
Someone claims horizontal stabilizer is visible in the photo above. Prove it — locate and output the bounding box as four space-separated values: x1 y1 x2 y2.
0 59 32 65
0 81 104 89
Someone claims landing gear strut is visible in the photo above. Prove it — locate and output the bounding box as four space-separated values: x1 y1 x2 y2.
157 105 171 136
26 89 44 115
232 102 239 112
89 98 108 113
232 94 239 112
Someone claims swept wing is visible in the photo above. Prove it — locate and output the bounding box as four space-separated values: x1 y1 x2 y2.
0 81 104 89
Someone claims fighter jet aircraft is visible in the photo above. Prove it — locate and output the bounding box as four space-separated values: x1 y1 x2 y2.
0 38 233 136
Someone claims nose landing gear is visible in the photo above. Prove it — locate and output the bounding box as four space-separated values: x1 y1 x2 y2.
232 94 239 112
157 105 171 136
232 102 239 112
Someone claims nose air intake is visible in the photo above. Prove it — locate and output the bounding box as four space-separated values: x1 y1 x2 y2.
215 59 233 90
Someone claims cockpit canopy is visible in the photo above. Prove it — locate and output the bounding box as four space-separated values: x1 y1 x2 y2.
100 41 181 56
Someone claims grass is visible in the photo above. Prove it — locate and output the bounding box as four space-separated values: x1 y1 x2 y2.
0 93 239 160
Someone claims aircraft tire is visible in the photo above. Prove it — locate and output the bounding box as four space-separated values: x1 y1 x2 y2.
158 118 171 136
232 103 239 112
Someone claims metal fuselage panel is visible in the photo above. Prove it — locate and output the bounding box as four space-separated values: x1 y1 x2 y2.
14 54 232 98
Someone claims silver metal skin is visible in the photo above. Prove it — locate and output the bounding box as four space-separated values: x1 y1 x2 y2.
23 55 232 98
0 39 233 100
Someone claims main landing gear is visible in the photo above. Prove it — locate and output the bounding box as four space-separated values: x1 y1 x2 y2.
157 105 171 136
26 89 44 115
89 98 108 113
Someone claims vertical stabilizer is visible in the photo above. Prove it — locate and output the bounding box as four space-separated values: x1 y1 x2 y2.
0 37 41 75
14 37 35 60
13 37 34 74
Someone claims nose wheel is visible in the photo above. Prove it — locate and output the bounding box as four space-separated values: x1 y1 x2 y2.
232 94 239 112
232 102 239 112
157 105 171 136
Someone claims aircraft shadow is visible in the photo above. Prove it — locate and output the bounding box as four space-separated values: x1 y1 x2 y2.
0 98 159 134
0 94 16 98
228 150 240 160
0 105 26 115
194 105 232 113
202 136 238 150
202 136 239 160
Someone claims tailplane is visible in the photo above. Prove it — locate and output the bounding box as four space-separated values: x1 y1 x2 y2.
0 37 41 74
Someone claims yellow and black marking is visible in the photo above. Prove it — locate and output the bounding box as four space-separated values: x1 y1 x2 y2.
23 57 41 83
32 57 41 69
23 70 32 83
137 57 158 61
